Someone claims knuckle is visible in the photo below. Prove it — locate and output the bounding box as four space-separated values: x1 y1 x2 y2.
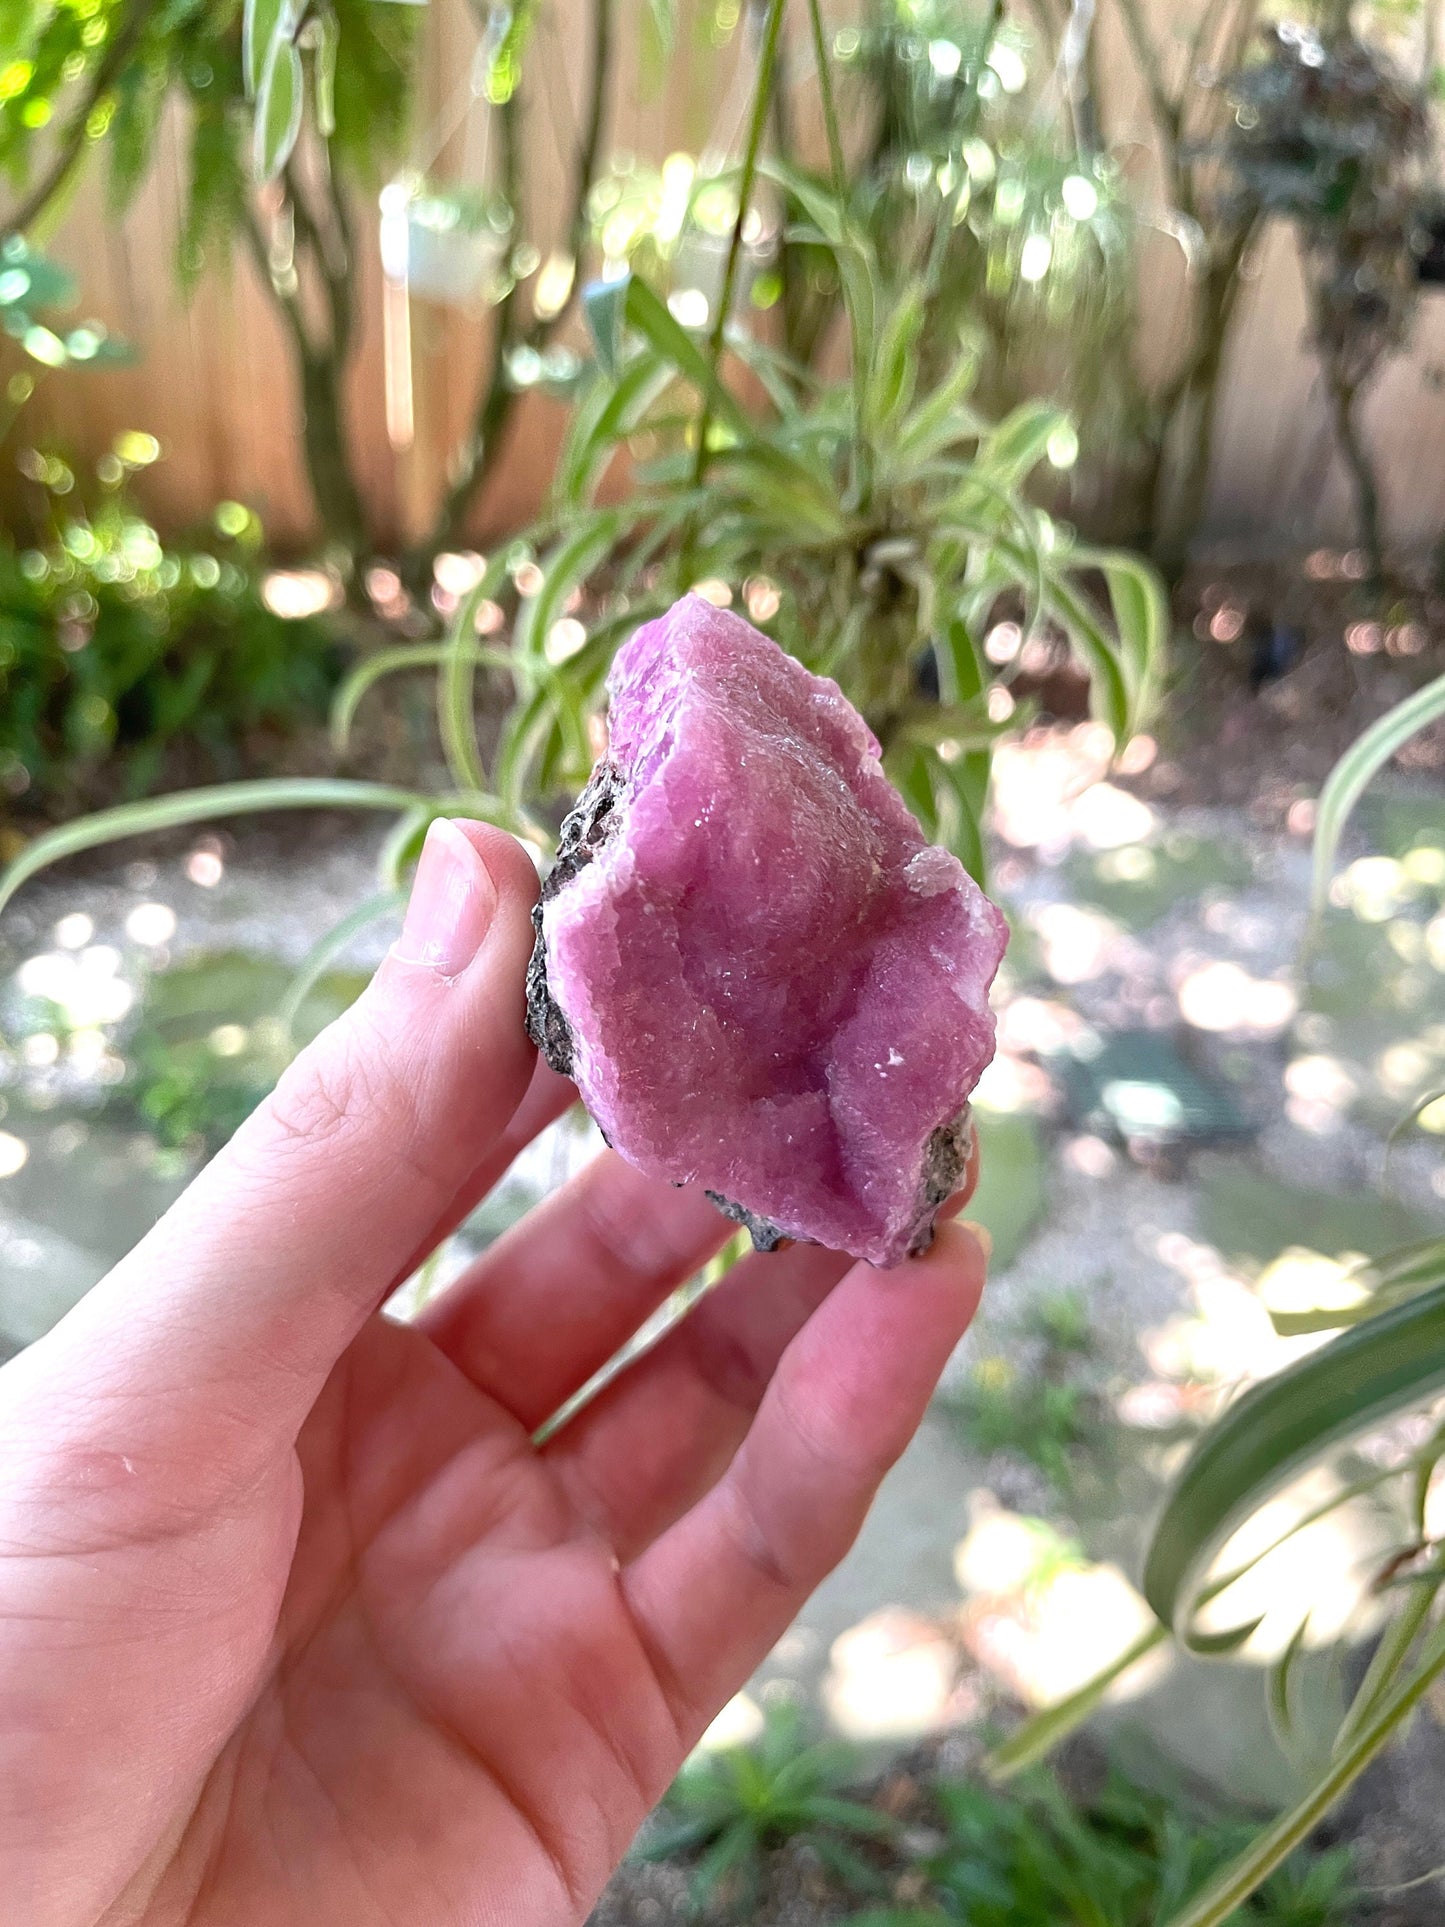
264 1030 377 1153
724 1475 806 1594
245 1004 436 1189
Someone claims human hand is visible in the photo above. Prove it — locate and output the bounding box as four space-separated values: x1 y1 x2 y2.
0 819 986 1927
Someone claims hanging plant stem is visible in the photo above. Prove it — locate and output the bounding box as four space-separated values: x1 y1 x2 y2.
417 0 616 576
805 0 845 198
689 0 788 498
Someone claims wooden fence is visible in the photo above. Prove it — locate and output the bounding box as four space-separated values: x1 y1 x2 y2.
15 0 1445 557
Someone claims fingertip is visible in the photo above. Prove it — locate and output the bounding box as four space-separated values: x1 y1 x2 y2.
906 1217 989 1334
449 818 542 925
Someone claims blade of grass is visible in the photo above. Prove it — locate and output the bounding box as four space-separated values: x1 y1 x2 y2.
986 1624 1169 1779
0 780 434 919
1310 669 1445 924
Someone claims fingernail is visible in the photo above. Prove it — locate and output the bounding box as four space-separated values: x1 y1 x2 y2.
960 1219 993 1265
394 819 497 975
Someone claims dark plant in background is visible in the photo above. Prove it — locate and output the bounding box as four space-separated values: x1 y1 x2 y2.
640 1705 896 1917
825 0 1147 535
1223 21 1430 592
851 1765 1355 1926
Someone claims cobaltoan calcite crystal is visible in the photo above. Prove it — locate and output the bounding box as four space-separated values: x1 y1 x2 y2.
526 595 1009 1268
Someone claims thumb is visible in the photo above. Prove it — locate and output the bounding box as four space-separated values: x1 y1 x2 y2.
11 818 539 1472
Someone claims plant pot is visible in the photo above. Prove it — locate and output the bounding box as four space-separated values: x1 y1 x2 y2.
379 178 514 308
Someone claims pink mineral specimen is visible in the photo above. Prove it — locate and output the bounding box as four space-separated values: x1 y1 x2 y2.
525 594 1009 1268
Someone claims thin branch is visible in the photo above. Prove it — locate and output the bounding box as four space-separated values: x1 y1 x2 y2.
1112 0 1190 214
557 0 612 283
240 198 319 364
422 0 614 563
3 0 152 235
422 79 526 563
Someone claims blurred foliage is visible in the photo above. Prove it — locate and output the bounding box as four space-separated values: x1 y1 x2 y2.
836 0 1143 506
118 951 363 1155
851 1765 1355 1926
0 233 125 373
1222 22 1431 584
1064 829 1253 927
0 436 341 812
0 0 415 274
401 217 1162 878
944 1280 1101 1490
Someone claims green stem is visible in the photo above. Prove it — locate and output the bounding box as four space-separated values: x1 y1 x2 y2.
688 0 788 496
239 197 368 567
1333 1558 1443 1756
805 0 846 198
1164 1617 1445 1927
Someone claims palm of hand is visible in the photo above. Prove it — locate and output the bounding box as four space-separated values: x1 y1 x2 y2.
135 1315 673 1925
0 824 984 1927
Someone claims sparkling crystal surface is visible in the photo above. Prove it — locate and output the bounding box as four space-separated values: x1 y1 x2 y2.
527 595 1009 1267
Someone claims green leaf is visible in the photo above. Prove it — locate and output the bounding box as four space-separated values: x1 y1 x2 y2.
889 342 984 475
254 36 303 184
1144 1281 1445 1641
1074 544 1168 727
644 0 676 63
313 6 339 139
979 399 1071 488
1268 1235 1445 1336
583 275 746 433
865 286 923 439
760 161 878 373
584 279 630 379
244 0 292 101
376 804 434 890
555 355 675 504
513 510 634 666
1311 669 1445 923
1333 1556 1444 1756
1266 1614 1312 1747
438 553 516 796
0 780 435 920
986 1623 1169 1780
1024 561 1132 744
330 642 516 756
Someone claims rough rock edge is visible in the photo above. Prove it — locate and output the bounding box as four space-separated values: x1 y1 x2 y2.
524 759 624 1078
704 1190 790 1253
527 767 979 1266
905 1104 976 1258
